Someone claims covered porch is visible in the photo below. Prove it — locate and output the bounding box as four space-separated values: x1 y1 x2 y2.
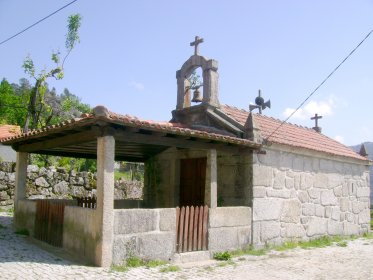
5 106 260 266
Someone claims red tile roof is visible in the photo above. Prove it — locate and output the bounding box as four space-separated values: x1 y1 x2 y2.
221 105 367 161
0 107 260 149
0 125 21 140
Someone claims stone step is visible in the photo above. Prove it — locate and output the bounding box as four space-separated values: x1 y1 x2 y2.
172 250 211 264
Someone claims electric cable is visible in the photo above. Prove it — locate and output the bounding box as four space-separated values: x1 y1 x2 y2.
0 0 78 46
264 29 373 144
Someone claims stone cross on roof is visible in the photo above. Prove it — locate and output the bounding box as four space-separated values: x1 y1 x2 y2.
190 36 204 55
311 113 322 133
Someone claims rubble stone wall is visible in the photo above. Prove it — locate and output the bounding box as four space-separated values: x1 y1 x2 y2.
0 162 143 208
252 146 371 246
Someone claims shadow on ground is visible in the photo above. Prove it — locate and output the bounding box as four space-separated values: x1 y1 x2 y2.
0 213 90 266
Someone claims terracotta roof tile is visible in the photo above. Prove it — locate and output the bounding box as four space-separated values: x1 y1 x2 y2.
0 125 21 140
221 105 367 161
0 109 260 149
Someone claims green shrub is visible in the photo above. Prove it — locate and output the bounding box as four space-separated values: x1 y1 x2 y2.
213 251 232 261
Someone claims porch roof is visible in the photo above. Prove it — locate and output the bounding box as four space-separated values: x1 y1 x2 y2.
0 106 260 161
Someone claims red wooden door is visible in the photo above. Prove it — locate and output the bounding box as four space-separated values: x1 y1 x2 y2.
180 158 206 206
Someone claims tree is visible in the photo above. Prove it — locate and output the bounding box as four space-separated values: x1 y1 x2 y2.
0 78 28 125
22 14 82 132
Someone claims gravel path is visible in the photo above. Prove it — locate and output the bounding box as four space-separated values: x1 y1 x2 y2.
1 212 372 280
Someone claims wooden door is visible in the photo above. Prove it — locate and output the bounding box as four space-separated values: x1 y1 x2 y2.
180 158 206 206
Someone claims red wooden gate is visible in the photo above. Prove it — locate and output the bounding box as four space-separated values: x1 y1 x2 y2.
34 200 65 247
176 205 208 253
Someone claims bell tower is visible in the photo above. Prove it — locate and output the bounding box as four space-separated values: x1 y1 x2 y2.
175 36 220 110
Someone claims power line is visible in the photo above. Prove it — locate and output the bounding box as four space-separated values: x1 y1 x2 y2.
0 0 78 46
264 29 373 144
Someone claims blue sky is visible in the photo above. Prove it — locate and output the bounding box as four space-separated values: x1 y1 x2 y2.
1 0 373 145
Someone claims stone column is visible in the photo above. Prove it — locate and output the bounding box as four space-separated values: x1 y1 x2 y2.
14 152 28 212
95 136 115 267
205 149 217 208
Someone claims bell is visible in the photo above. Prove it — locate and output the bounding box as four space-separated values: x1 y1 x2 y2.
191 88 203 103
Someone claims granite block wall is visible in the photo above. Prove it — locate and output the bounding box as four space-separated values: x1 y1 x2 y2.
252 146 371 246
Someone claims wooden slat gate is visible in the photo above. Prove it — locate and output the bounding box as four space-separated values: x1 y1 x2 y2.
176 205 208 253
77 196 97 209
34 200 65 247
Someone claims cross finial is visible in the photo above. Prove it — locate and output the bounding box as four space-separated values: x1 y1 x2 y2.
190 36 204 55
311 113 322 133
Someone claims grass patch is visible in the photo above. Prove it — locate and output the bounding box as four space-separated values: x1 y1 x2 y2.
216 260 236 267
14 228 29 236
159 265 180 273
336 241 348 247
231 245 267 257
145 259 167 268
111 257 168 272
111 264 129 273
126 256 145 268
275 241 298 251
363 232 373 239
213 251 231 261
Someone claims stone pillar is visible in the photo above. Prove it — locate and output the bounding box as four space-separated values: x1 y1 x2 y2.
14 152 28 211
205 149 217 208
95 136 115 267
202 60 219 107
176 70 191 110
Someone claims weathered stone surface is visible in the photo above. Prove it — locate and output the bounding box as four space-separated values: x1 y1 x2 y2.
253 187 266 198
70 177 84 186
280 200 301 223
307 217 327 236
261 221 280 241
285 177 294 189
253 165 273 187
114 209 158 234
320 190 337 206
27 165 39 173
53 181 69 195
346 213 354 222
331 207 340 221
327 220 343 235
253 199 282 221
159 208 176 231
315 205 324 218
333 186 343 197
308 188 320 199
297 191 309 203
137 232 175 260
0 191 10 200
35 177 49 188
273 170 285 189
313 174 328 189
357 187 370 198
267 189 291 199
343 222 359 235
339 197 349 212
300 173 313 190
7 173 15 182
325 206 332 218
284 224 305 238
358 209 370 224
209 226 251 251
302 203 315 216
0 184 7 191
209 207 251 228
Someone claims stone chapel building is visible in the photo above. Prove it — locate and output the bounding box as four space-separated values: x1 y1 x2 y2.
1 37 370 266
